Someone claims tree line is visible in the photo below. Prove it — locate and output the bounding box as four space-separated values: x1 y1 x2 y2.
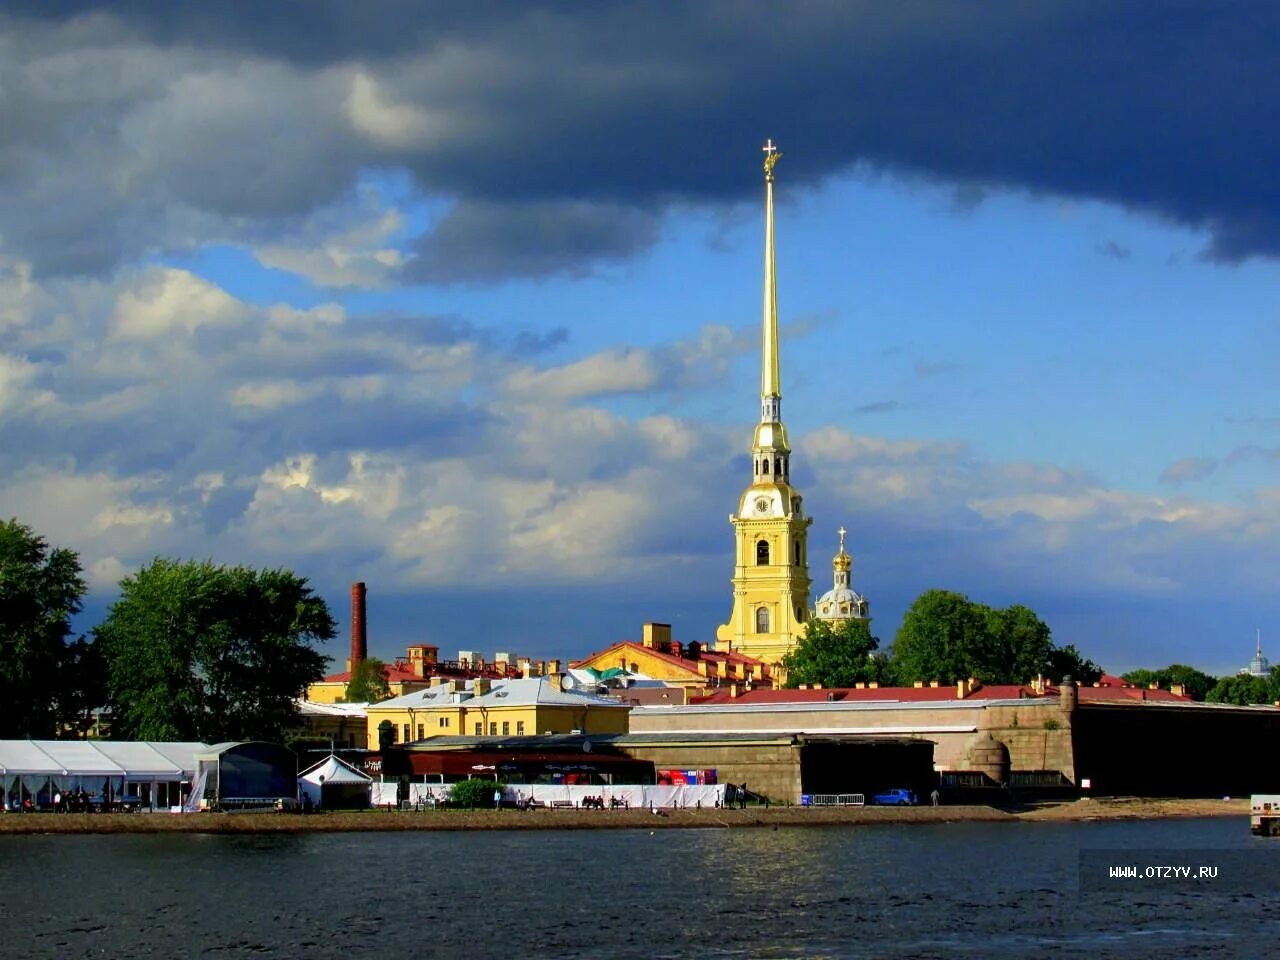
1 518 333 742
783 587 1277 705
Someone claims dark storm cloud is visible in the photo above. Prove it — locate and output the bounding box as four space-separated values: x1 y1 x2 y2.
4 2 1280 278
406 200 661 283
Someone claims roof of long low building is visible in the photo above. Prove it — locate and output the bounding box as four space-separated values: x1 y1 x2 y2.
570 640 773 680
367 676 631 711
687 680 1200 707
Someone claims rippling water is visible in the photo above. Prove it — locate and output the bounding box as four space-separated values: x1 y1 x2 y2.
2 817 1276 959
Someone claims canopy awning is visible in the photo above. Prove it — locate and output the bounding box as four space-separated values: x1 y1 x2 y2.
299 755 371 785
0 741 64 775
0 740 205 778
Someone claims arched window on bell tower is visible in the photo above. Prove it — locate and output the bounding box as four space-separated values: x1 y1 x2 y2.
756 607 769 633
756 539 769 565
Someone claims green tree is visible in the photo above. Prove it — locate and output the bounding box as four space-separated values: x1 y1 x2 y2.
782 616 883 688
891 589 1098 685
449 777 498 809
1047 644 1104 686
1206 672 1277 706
1122 663 1216 700
345 657 392 703
0 519 89 737
95 559 334 742
891 590 992 684
985 604 1055 683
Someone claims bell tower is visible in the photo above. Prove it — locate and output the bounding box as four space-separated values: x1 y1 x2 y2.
715 140 813 663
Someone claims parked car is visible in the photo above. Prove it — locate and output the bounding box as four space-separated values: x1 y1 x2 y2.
871 788 917 806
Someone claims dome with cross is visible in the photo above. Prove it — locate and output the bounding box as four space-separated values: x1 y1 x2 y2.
814 526 869 623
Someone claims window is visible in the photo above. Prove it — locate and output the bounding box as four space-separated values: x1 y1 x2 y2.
474 722 482 736
439 717 449 728
794 542 800 564
756 607 769 633
517 721 525 735
756 539 769 565
774 457 781 475
416 724 424 740
502 721 510 735
489 722 497 735
402 724 410 742
762 458 770 474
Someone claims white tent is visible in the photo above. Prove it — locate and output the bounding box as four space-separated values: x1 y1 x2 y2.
0 740 205 812
298 755 371 809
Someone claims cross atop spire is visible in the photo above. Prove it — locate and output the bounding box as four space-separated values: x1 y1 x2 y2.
762 138 782 180
838 526 847 553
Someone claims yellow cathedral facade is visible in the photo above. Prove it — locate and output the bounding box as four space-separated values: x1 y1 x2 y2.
714 141 814 665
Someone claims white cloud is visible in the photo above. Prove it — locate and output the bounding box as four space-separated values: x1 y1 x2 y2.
109 267 245 340
345 71 433 149
0 353 54 417
506 348 658 401
255 206 408 289
231 380 323 410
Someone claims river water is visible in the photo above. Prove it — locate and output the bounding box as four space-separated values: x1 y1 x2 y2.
2 817 1277 959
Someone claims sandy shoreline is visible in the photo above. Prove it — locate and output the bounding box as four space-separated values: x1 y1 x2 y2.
0 797 1248 835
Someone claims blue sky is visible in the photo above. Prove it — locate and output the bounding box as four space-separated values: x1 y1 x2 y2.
4 3 1280 676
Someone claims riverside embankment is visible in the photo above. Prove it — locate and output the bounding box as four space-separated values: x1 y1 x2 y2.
0 796 1247 834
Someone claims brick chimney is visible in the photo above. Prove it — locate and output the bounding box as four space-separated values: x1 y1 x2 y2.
347 582 367 672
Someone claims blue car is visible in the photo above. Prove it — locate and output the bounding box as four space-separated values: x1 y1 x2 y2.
871 788 917 806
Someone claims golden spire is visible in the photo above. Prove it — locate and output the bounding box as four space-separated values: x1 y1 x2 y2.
761 138 782 415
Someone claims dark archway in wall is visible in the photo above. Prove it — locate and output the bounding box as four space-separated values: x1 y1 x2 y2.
800 738 935 797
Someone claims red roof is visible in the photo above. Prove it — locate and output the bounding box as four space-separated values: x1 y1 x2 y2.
690 682 1049 706
570 640 774 683
321 664 426 684
689 681 1193 706
1077 685 1191 703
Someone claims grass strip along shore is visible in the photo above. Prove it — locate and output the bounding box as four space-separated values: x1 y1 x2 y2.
0 797 1247 835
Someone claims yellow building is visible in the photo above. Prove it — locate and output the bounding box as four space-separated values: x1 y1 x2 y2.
715 140 812 664
573 623 775 692
364 675 630 747
306 651 434 705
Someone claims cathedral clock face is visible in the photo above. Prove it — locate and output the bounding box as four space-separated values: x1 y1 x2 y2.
755 496 771 515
